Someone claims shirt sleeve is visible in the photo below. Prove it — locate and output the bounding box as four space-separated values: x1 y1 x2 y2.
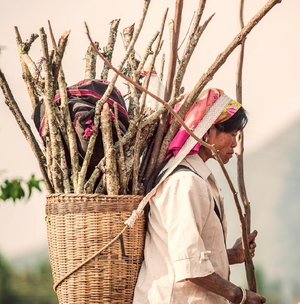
155 170 216 282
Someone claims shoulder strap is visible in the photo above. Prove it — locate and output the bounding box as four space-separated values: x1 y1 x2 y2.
150 164 223 226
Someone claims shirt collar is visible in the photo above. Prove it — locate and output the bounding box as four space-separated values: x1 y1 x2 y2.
182 154 212 181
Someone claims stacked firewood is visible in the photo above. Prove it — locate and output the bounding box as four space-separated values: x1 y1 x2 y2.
0 0 281 199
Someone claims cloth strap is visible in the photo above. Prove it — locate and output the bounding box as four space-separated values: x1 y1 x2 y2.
125 93 233 227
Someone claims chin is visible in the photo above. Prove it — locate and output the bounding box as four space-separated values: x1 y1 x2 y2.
221 158 230 164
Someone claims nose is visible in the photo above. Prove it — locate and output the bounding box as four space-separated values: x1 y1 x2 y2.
232 136 237 148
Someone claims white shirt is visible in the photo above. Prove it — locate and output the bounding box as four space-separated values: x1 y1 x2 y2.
133 154 229 304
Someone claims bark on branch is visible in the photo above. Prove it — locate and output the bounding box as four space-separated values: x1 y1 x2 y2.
236 0 256 293
0 69 54 194
101 19 120 80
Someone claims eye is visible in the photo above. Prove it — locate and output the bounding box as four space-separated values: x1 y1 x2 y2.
232 133 238 138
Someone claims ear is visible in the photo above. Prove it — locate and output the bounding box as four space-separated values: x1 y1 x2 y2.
203 130 209 142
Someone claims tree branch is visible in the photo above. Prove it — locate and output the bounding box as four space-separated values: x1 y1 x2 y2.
101 19 120 80
85 42 99 79
40 27 63 193
236 0 256 293
0 68 54 194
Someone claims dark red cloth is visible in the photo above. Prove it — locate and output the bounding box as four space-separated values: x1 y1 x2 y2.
33 79 129 182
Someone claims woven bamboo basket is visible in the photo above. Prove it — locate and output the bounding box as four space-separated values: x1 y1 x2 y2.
45 194 145 304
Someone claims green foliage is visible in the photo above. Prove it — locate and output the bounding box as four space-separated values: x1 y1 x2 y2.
26 175 43 199
0 253 58 304
0 175 44 202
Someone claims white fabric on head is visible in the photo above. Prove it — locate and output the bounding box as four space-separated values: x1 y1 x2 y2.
125 93 233 227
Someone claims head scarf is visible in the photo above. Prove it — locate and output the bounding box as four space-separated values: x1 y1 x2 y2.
166 88 241 159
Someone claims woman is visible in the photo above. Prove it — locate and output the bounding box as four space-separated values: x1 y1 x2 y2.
133 88 266 304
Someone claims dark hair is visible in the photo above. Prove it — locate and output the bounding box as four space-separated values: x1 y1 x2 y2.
215 106 248 134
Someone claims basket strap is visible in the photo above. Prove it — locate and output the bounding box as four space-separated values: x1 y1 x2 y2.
125 93 232 228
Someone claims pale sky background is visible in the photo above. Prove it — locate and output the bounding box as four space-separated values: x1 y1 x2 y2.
0 0 299 293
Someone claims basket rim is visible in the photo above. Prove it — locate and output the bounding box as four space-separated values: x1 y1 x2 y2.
46 193 144 199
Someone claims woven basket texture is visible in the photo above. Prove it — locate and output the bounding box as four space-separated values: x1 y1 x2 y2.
46 194 145 304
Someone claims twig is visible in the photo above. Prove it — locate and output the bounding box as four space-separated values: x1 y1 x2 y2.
52 30 71 93
156 13 215 166
139 8 168 115
14 27 40 109
0 68 54 194
113 102 127 194
40 27 63 193
159 53 165 81
143 0 183 183
48 20 57 49
48 21 79 191
182 0 207 56
164 0 183 101
100 103 119 195
85 42 99 79
58 67 80 191
138 31 160 72
131 9 169 194
236 0 256 293
171 13 214 100
123 23 140 120
101 19 120 80
59 136 71 193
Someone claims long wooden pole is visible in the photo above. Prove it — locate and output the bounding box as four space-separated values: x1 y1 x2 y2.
235 0 257 292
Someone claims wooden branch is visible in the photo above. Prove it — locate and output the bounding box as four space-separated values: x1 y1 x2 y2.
85 42 99 79
171 13 214 100
43 123 54 189
131 9 169 193
123 23 137 64
131 124 143 195
139 8 168 115
236 0 256 293
58 67 80 191
138 31 160 72
100 103 119 195
14 27 40 109
95 174 106 194
52 30 71 92
85 157 106 194
113 102 127 194
85 122 137 192
182 0 207 56
48 21 79 188
159 53 165 81
40 27 63 193
0 68 54 194
143 1 183 183
101 19 120 80
164 0 183 102
86 0 282 194
59 135 71 193
48 20 57 49
156 14 214 166
78 0 152 192
123 23 140 120
161 0 282 171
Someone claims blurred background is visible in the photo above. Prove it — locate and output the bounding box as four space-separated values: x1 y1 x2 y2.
0 0 299 303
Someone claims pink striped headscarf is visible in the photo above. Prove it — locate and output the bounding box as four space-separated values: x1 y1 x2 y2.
166 88 241 159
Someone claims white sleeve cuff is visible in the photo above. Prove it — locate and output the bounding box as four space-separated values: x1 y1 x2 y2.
173 255 215 282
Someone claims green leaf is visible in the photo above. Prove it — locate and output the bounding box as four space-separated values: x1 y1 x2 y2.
0 179 25 202
26 175 43 199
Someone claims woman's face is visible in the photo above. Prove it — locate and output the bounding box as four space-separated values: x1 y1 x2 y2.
203 126 238 164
